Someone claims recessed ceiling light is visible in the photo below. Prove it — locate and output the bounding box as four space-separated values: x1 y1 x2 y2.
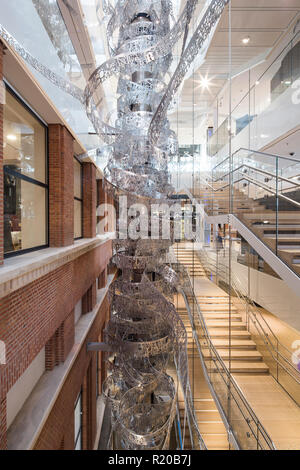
7 134 17 141
242 37 250 44
200 76 210 89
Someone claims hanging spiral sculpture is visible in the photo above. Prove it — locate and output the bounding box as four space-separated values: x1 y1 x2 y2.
0 0 229 450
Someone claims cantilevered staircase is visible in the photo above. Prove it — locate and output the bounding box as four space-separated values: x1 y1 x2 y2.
173 243 300 450
195 148 300 276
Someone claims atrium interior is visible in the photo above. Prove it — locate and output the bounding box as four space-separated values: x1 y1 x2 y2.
0 0 300 452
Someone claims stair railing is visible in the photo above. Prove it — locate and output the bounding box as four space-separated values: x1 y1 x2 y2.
196 147 300 276
173 262 276 450
198 247 300 408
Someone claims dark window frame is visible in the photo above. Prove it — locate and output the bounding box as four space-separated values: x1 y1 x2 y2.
3 82 49 259
74 155 83 240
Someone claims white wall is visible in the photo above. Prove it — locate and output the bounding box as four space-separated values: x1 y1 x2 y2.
6 348 45 428
204 249 300 331
232 260 300 332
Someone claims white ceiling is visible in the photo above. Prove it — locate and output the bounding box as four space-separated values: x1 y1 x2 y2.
170 0 300 144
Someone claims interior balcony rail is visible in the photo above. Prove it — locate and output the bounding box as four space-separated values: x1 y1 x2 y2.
175 264 276 450
207 30 300 157
199 147 300 277
198 247 300 409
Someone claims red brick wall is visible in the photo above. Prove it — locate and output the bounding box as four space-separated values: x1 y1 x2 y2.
45 309 75 371
61 309 75 362
49 124 74 247
98 267 107 289
32 296 109 450
0 42 4 265
82 163 96 239
0 240 112 400
82 281 97 315
0 397 6 450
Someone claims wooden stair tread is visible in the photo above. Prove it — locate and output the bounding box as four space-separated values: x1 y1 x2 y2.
202 348 263 360
205 329 251 339
211 338 257 349
209 361 269 373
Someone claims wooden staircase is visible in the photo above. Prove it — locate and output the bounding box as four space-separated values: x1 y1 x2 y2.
175 303 230 450
173 244 271 449
194 183 300 275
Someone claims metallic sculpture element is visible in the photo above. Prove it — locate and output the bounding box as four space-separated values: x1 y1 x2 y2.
0 24 84 102
149 0 229 144
0 0 226 450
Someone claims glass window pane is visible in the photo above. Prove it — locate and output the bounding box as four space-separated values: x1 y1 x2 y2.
4 90 46 183
74 200 82 239
74 394 82 439
75 433 82 451
74 159 82 199
4 176 47 254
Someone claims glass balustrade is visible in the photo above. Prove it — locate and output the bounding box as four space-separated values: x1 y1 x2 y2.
207 148 300 276
178 267 276 450
197 243 300 410
208 31 300 159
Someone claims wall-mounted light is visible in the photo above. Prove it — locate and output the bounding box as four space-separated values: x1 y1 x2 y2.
7 134 17 141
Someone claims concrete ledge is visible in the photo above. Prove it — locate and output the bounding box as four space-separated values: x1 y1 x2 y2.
0 233 115 299
7 273 115 450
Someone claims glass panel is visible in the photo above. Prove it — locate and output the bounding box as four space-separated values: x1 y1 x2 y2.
74 200 82 239
74 159 82 199
4 90 46 183
75 433 82 451
74 394 82 441
4 176 47 254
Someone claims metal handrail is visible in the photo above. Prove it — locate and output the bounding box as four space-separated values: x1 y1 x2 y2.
177 268 276 450
212 147 300 173
173 258 276 449
174 354 207 450
203 169 300 210
213 163 300 190
199 249 300 397
175 400 184 450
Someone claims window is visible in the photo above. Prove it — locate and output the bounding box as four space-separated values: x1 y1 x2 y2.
74 390 83 451
3 86 48 256
74 157 83 239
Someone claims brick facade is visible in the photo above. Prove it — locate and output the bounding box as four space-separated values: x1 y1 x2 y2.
0 239 112 449
83 163 96 239
97 179 108 234
0 240 111 399
45 309 75 371
98 267 107 289
0 398 6 450
0 39 113 451
49 124 74 247
82 280 97 315
33 297 109 450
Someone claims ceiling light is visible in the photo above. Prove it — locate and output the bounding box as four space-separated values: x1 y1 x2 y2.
200 76 210 89
242 37 250 44
7 134 17 141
